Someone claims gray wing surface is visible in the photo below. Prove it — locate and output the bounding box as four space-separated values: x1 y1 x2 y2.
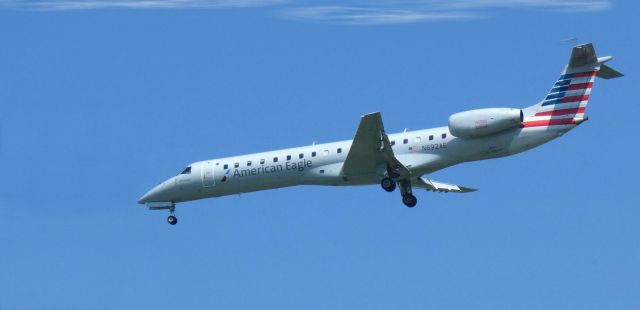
341 112 410 179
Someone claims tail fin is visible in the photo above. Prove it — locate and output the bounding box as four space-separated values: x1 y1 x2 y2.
523 43 623 128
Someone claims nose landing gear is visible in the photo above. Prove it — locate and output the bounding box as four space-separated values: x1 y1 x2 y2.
143 201 179 225
167 205 178 225
167 215 178 225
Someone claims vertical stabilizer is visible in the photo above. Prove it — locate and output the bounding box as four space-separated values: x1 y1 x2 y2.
522 43 622 128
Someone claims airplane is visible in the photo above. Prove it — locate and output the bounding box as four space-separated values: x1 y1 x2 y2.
139 43 622 225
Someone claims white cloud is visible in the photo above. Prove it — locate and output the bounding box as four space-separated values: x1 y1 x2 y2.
283 6 476 25
282 0 611 25
442 0 611 12
16 0 283 10
1 0 612 24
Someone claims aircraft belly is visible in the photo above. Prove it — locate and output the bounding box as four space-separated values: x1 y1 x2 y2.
508 126 571 154
395 153 447 176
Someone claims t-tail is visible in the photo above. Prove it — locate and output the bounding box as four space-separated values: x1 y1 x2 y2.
522 43 623 128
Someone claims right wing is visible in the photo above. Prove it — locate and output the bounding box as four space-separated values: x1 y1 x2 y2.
340 112 410 179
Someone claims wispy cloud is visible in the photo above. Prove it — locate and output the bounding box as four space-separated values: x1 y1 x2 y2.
283 6 477 25
12 0 283 10
283 0 611 24
442 0 611 12
1 0 612 24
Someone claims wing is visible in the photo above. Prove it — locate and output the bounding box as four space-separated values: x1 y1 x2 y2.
413 177 477 193
341 112 410 179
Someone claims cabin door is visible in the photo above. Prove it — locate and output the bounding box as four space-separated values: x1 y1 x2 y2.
202 161 216 187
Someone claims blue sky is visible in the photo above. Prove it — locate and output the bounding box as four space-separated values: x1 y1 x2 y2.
1 0 638 309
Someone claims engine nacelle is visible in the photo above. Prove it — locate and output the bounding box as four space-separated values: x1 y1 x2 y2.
448 108 523 138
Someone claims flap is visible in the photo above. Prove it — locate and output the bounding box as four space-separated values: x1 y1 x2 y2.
413 177 477 193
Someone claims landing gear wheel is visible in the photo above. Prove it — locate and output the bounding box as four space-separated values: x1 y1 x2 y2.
402 194 417 208
380 177 396 192
167 215 178 225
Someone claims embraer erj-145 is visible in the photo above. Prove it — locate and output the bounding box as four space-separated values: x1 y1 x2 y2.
139 43 622 225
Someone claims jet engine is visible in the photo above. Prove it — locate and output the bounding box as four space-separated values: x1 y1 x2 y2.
448 108 523 138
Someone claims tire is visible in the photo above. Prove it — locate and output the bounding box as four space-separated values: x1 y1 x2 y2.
402 194 417 208
380 177 396 192
167 215 178 225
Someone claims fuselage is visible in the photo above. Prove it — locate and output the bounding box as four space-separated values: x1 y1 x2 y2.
138 42 621 226
138 123 574 204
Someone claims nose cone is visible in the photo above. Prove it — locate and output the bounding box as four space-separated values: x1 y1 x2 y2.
138 182 169 204
138 191 151 205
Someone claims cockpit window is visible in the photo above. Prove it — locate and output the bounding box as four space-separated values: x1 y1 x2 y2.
180 166 192 175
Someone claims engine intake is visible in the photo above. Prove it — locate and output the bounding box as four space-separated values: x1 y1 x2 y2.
448 108 523 138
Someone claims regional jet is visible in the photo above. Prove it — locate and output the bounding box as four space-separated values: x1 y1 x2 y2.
139 43 622 225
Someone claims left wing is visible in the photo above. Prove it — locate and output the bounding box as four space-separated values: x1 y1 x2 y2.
341 112 410 179
413 177 477 193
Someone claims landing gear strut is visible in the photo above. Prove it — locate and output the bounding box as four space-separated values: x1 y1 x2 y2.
380 177 396 192
167 205 178 225
399 179 417 208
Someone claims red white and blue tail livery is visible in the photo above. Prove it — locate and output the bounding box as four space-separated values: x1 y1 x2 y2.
139 43 622 225
523 43 622 128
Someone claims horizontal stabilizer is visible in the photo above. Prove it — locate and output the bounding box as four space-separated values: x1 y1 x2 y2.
413 177 476 193
597 64 624 79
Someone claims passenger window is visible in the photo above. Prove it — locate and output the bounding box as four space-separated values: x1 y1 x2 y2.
429 135 434 141
180 166 191 174
337 148 342 154
223 164 228 169
415 137 421 143
260 159 265 164
442 133 447 139
273 157 278 163
234 163 239 168
286 155 291 160
323 150 329 156
312 151 317 157
299 153 304 159
391 140 395 146
403 139 408 144
247 161 252 166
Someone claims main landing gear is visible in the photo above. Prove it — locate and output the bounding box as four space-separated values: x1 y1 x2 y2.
380 177 397 192
380 177 418 207
167 205 178 225
402 193 417 208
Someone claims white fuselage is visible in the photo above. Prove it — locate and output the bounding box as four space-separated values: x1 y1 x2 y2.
138 123 573 204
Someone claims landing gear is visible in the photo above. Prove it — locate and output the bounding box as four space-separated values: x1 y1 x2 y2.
402 194 417 208
380 177 396 192
167 204 178 225
398 179 418 208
